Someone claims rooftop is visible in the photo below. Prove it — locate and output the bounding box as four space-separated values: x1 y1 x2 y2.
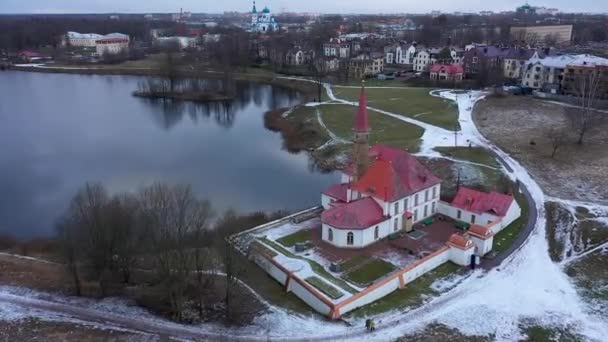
451 186 514 217
321 197 387 230
351 145 442 202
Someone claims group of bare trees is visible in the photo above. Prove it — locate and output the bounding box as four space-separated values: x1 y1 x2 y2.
56 182 263 325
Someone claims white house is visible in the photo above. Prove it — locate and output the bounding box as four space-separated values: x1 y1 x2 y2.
438 187 521 235
67 31 104 47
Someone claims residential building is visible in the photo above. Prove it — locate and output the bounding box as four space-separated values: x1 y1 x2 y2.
462 46 510 77
385 43 417 66
503 48 543 79
348 52 385 78
562 59 608 99
285 46 314 66
429 64 464 81
413 48 440 72
323 38 351 59
66 32 104 47
521 54 608 93
510 25 573 46
95 37 129 56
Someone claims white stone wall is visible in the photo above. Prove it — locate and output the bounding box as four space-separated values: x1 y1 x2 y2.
338 276 400 314
287 278 332 315
96 41 129 55
470 235 493 256
491 201 521 234
391 184 440 223
251 253 288 285
403 248 450 284
449 245 474 266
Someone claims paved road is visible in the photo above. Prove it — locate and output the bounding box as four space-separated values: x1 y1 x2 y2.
479 149 539 270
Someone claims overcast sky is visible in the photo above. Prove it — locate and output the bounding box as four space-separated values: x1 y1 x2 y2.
0 0 605 14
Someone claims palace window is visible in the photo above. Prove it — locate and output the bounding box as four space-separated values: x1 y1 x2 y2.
432 202 436 213
394 218 399 231
414 209 418 221
424 205 428 217
328 228 333 242
347 232 354 245
432 186 437 198
394 202 399 214
415 194 419 206
471 215 476 224
457 210 462 219
425 190 429 202
374 226 379 239
404 198 408 209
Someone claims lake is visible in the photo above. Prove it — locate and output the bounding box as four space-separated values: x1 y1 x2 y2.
0 71 338 237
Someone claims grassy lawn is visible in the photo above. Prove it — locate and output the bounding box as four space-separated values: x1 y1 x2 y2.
336 79 412 87
345 262 461 318
566 248 608 302
434 147 501 169
276 229 312 247
343 258 397 287
340 255 371 272
306 276 344 299
331 87 459 130
491 191 530 254
519 322 584 342
259 237 358 294
318 104 423 153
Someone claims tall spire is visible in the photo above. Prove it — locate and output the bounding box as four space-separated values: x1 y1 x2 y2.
354 80 369 133
352 80 371 181
252 1 257 13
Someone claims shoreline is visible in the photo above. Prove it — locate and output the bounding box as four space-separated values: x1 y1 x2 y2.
9 65 319 101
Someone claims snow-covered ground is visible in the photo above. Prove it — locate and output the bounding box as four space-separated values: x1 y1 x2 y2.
2 82 607 341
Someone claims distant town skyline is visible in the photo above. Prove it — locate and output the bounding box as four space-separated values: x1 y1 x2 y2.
0 0 606 15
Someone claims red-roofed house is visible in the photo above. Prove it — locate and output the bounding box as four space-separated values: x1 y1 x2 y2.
429 64 464 81
438 187 521 235
320 84 442 248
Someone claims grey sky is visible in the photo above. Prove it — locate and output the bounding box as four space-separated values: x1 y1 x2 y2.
0 0 605 14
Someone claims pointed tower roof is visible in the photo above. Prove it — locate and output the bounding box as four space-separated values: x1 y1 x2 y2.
252 1 257 13
354 81 369 132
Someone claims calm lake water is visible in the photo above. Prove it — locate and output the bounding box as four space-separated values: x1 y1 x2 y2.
0 71 337 237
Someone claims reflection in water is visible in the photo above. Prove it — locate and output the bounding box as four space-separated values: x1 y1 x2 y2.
0 71 336 237
139 80 301 130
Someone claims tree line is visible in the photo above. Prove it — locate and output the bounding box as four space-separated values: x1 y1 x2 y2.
55 182 284 325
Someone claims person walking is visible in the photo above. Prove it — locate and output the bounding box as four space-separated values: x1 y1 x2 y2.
365 319 370 331
370 319 376 332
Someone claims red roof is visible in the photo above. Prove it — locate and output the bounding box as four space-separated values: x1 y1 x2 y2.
322 183 348 202
451 187 514 217
430 64 464 75
468 224 494 239
447 234 474 250
351 145 441 201
321 197 387 230
354 84 369 132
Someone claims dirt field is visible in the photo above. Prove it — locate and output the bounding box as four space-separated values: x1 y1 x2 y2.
473 96 608 203
0 319 157 342
0 253 72 293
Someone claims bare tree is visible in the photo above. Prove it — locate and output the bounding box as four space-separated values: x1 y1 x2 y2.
137 183 213 322
569 71 606 145
55 216 82 296
546 127 568 159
